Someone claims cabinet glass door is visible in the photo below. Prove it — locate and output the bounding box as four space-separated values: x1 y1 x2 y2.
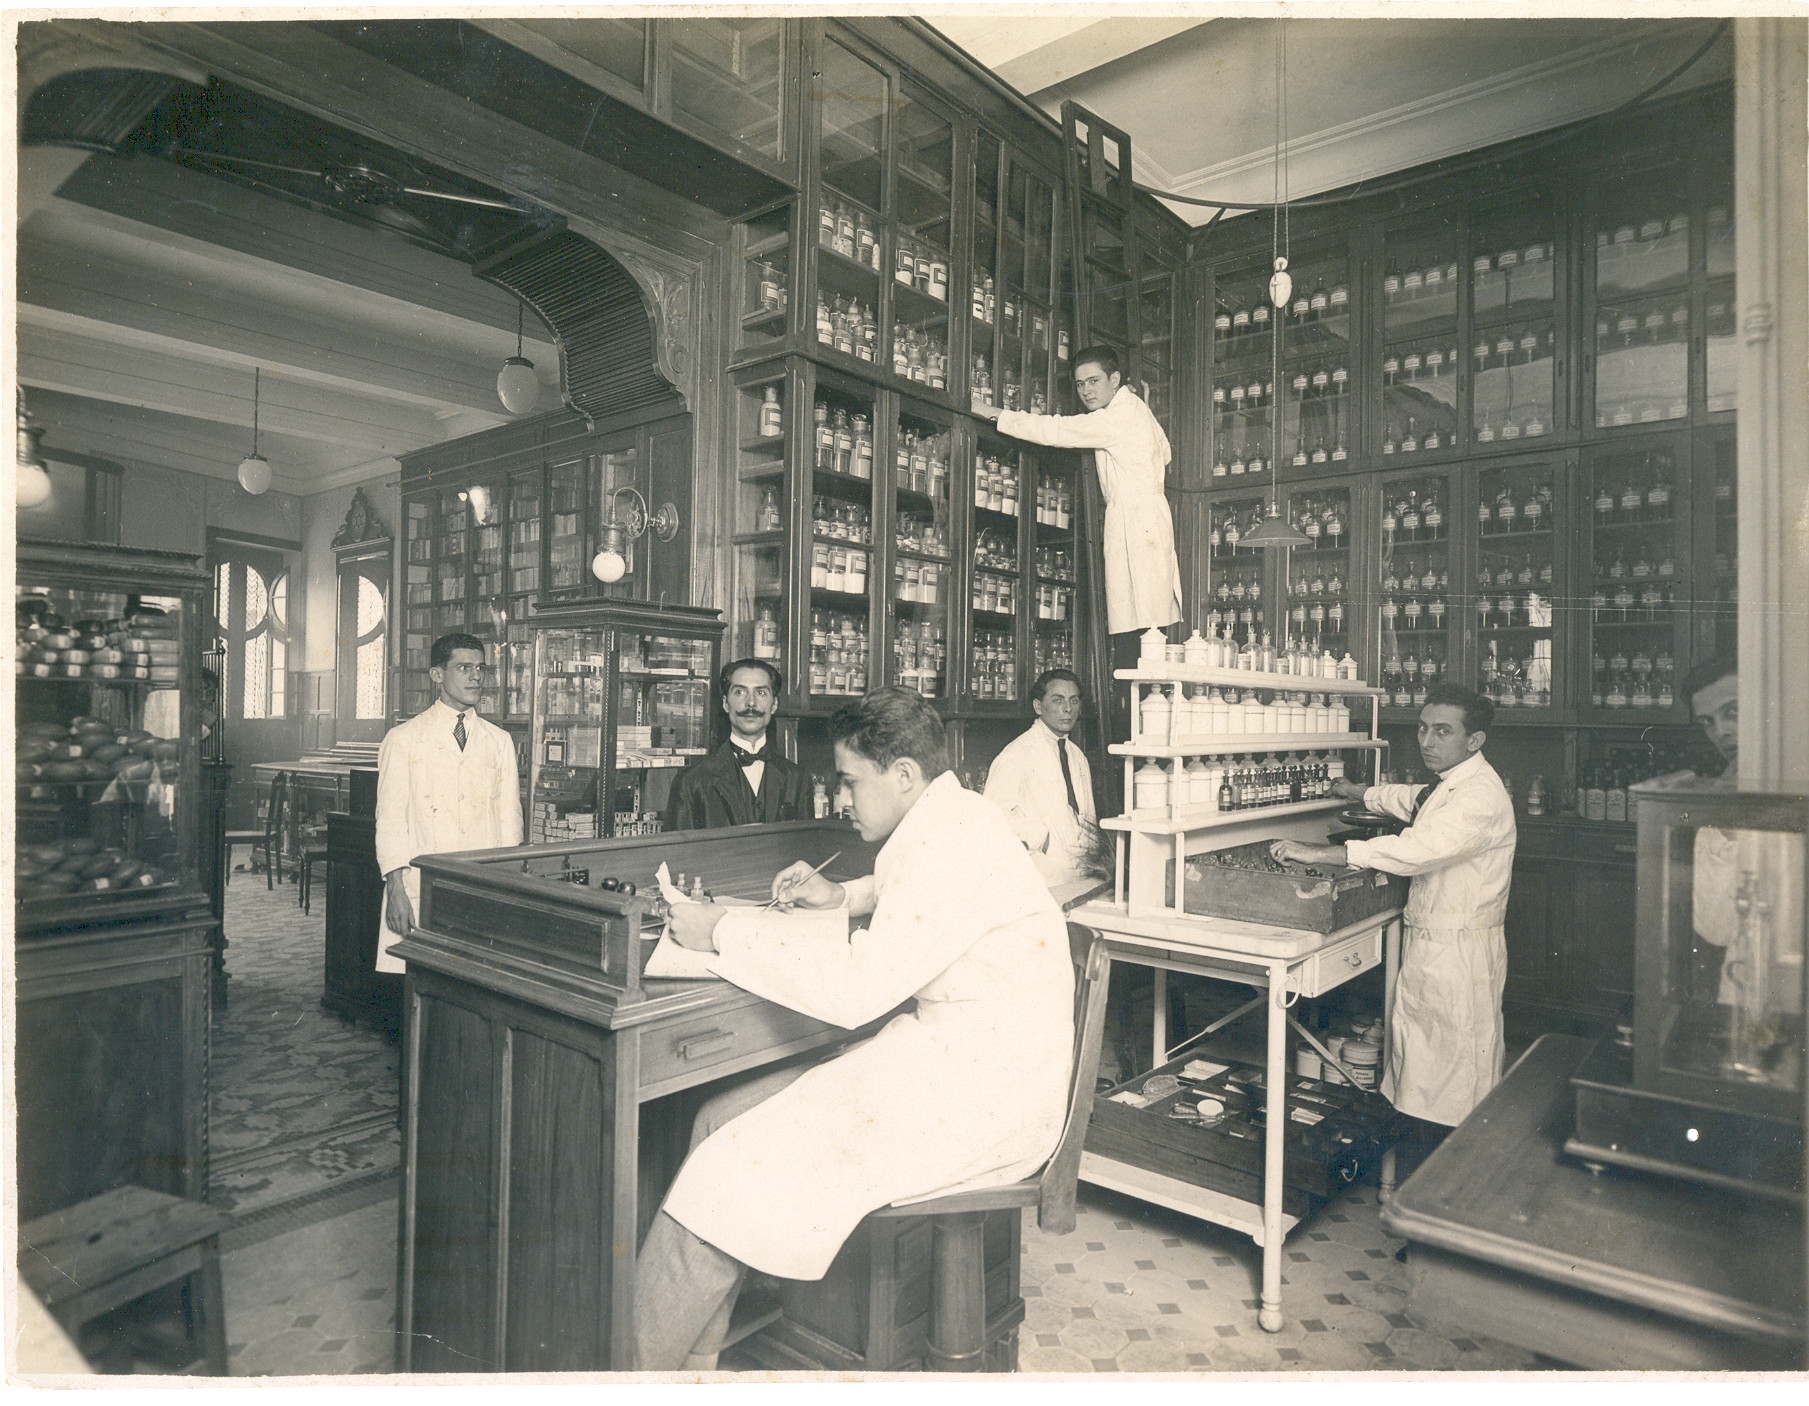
806 374 877 702
668 17 785 163
737 202 793 355
547 456 590 596
1702 431 1737 662
1137 240 1177 427
1380 223 1460 458
732 369 791 678
889 82 953 395
1278 248 1354 471
1475 459 1560 714
1202 491 1269 651
1283 484 1353 667
610 627 712 837
968 131 1001 409
402 496 434 716
1024 173 1058 415
1208 268 1275 485
1470 205 1558 445
812 38 886 372
1031 450 1079 680
1593 167 1692 429
433 487 469 636
890 400 954 699
1703 175 1737 417
969 424 1027 703
529 626 608 843
501 468 541 721
1376 472 1457 715
1583 440 1689 719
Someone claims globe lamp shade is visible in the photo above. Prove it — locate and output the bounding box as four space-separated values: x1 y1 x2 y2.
16 460 52 509
237 453 273 495
496 356 539 415
591 548 627 584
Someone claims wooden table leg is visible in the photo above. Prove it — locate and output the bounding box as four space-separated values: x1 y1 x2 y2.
1379 917 1403 1204
192 1239 229 1374
1258 965 1287 1333
926 1211 989 1371
1152 967 1168 1066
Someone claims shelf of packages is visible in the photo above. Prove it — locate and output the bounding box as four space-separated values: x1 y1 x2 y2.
892 560 948 608
1116 666 1382 698
1381 259 1460 324
1470 242 1556 316
1594 216 1694 299
1114 732 1382 760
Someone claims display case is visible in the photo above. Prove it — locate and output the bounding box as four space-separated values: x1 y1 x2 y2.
1473 455 1564 716
1591 162 1692 430
1581 438 1689 721
15 539 211 930
1469 200 1560 446
970 141 1061 419
1379 218 1460 459
526 601 722 842
1374 469 1456 718
1201 490 1270 650
1030 445 1081 681
889 395 955 699
967 421 1027 707
805 370 879 704
1565 778 1806 1200
1284 483 1354 669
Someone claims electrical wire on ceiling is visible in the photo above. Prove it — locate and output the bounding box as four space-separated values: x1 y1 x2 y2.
1139 19 1730 218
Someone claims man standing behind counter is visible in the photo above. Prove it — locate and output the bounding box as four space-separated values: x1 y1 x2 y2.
975 347 1182 648
665 658 811 830
985 668 1098 886
1271 682 1516 1140
374 633 522 971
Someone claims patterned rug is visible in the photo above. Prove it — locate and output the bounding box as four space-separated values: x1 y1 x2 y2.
209 874 399 1215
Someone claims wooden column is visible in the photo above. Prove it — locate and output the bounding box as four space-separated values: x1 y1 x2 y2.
1734 18 1809 787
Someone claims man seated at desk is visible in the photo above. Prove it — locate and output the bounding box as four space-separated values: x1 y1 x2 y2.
636 687 1075 1370
983 667 1099 887
665 658 811 830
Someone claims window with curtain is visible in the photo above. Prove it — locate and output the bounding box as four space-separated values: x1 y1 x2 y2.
214 546 291 724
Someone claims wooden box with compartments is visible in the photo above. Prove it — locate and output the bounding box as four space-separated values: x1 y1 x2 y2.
1173 841 1400 933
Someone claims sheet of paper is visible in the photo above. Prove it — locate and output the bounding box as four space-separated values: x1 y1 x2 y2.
642 927 721 981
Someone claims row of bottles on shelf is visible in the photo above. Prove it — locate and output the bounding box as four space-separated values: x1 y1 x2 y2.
894 234 950 301
893 557 946 604
895 430 951 498
812 495 872 543
1145 628 1363 681
1210 450 1274 480
1034 545 1075 581
892 326 950 389
1379 589 1444 633
1034 583 1073 621
1214 280 1350 341
818 200 886 274
1591 675 1678 712
969 277 1058 350
1478 643 1553 709
1478 480 1552 532
973 453 1023 515
1290 495 1349 547
753 262 789 316
1204 604 1267 640
1034 475 1074 528
1597 298 1691 350
810 542 869 595
1381 417 1469 456
1379 641 1446 689
807 610 869 697
968 355 1046 414
1596 208 1731 268
1592 456 1675 520
972 629 1019 701
1589 577 1680 620
812 401 875 477
1471 325 1554 372
973 528 1016 572
1473 589 1554 630
815 293 879 363
1289 600 1350 639
1135 754 1349 816
1033 631 1075 676
1383 260 1462 305
972 572 1019 615
1572 738 1699 822
1472 241 1555 283
1136 683 1357 741
894 619 946 699
1213 376 1275 413
1289 435 1352 469
1382 343 1460 385
895 513 948 558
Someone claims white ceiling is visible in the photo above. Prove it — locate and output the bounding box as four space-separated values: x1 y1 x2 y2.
14 15 1735 497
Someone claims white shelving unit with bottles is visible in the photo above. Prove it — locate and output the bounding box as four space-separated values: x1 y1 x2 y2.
1104 642 1387 917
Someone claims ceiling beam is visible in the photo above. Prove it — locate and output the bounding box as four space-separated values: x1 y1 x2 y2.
995 19 1210 96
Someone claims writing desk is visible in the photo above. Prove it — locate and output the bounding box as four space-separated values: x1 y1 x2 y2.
1381 1032 1804 1369
1069 899 1403 1332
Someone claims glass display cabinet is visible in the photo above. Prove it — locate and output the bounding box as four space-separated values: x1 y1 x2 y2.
1474 456 1562 715
968 422 1027 706
1375 470 1457 718
1380 219 1461 460
1469 201 1559 446
890 396 954 699
1592 163 1692 430
970 144 1060 420
737 199 795 357
731 364 792 675
1581 439 1689 720
1201 490 1269 650
1031 449 1081 680
15 539 209 930
666 17 787 168
1283 483 1353 665
805 370 880 704
1277 248 1354 473
1135 234 1177 425
527 602 722 841
889 82 954 395
1209 266 1276 486
1567 777 1806 1200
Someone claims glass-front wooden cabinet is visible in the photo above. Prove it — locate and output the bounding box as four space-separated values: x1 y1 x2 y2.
666 17 788 168
1469 199 1560 446
891 396 955 700
1380 217 1461 461
1473 454 1565 716
1201 489 1270 650
1284 483 1355 667
1374 469 1457 718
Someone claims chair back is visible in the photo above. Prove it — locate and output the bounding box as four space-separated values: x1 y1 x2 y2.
1033 923 1112 1235
264 772 290 844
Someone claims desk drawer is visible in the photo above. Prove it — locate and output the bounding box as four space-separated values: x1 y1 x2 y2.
640 1001 842 1094
1290 930 1382 999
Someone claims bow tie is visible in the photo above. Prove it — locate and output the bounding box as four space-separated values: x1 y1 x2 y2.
733 745 773 768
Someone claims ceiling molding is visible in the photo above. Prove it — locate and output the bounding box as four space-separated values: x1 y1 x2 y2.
992 19 1209 94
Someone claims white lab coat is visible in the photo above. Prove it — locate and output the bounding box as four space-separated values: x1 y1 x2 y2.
983 720 1097 887
1345 752 1518 1126
374 699 523 972
997 386 1183 634
662 772 1074 1280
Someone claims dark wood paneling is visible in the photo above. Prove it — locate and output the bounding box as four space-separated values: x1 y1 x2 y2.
647 415 693 606
410 992 500 1372
503 1026 608 1371
1570 860 1638 1012
1503 857 1558 1005
322 814 400 1031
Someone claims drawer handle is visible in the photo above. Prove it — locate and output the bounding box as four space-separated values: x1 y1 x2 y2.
1345 950 1365 968
678 1029 735 1061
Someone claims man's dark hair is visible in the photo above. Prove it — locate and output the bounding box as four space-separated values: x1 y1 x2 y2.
829 687 951 780
1681 656 1736 710
1031 667 1083 704
720 656 784 697
1425 682 1493 736
1072 345 1121 381
430 632 486 669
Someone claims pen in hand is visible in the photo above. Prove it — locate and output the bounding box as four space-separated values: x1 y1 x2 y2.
763 850 842 911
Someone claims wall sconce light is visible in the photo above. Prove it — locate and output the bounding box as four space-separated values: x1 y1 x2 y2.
237 366 272 495
591 484 680 584
16 389 52 510
496 300 539 415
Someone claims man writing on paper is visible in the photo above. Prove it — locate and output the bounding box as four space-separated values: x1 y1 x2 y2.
374 633 522 971
975 346 1182 653
634 688 1074 1370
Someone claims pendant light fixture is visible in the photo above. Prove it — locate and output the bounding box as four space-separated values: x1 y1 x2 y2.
237 367 272 495
15 389 52 510
495 300 539 415
1241 17 1309 551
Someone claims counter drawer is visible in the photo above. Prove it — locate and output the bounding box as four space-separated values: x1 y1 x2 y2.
1289 929 1382 999
639 1000 847 1096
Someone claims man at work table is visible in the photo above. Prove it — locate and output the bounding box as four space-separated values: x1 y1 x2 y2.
636 687 1075 1370
374 633 522 971
1271 682 1517 1155
665 657 812 829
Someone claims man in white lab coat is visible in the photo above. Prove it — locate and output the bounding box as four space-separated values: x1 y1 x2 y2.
1272 683 1517 1136
984 668 1098 887
635 687 1074 1370
977 346 1183 643
373 633 523 971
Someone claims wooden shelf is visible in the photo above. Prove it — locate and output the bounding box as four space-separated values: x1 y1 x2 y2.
1115 666 1384 697
1103 797 1346 835
1112 734 1387 759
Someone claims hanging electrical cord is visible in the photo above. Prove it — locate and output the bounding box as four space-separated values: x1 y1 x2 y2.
1140 19 1730 216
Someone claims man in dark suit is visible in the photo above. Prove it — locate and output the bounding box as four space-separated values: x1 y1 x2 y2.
665 658 811 830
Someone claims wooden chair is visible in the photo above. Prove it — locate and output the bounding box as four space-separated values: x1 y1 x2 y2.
864 922 1112 1372
17 1186 233 1375
222 771 286 887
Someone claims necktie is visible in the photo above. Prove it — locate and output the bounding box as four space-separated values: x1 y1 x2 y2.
1058 737 1081 815
733 744 772 769
1411 771 1442 819
453 711 467 752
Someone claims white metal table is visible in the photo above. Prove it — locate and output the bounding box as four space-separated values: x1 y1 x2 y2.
1069 899 1403 1332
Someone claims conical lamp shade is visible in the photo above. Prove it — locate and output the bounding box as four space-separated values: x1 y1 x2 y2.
1242 504 1308 549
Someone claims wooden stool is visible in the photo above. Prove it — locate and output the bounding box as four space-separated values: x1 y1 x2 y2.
17 1186 233 1375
